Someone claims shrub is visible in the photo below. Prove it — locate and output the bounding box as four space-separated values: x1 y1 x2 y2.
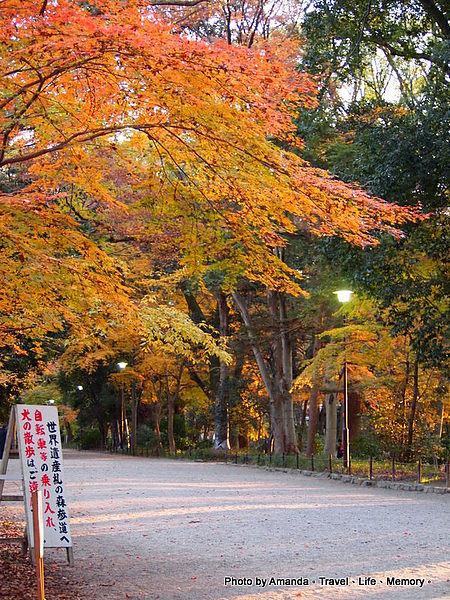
78 428 102 450
350 434 382 459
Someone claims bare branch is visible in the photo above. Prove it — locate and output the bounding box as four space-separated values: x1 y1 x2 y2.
418 0 450 38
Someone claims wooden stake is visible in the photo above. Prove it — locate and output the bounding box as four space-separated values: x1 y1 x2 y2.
32 490 45 600
66 546 74 566
0 409 16 499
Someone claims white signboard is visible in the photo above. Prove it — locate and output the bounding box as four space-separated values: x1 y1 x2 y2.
16 405 72 548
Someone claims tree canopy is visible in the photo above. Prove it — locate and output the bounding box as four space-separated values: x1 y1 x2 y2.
1 0 445 459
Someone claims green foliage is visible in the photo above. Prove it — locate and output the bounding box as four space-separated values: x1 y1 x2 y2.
141 301 231 365
330 102 449 211
20 383 62 406
314 433 324 455
296 0 449 378
160 414 189 450
77 427 102 450
136 424 160 450
350 433 383 459
302 0 449 87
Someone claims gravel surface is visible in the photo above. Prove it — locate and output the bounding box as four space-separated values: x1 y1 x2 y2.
2 451 449 599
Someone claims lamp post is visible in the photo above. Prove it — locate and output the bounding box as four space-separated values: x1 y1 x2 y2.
117 361 128 450
334 290 352 475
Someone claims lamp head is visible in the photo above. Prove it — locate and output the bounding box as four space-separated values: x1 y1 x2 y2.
117 361 128 370
77 385 83 391
334 289 353 303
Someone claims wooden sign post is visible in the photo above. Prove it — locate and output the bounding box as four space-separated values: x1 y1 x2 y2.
32 490 45 600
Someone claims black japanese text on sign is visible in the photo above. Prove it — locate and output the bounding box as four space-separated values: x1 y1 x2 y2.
17 405 72 548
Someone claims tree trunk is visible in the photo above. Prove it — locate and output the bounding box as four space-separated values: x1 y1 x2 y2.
407 357 420 455
182 284 228 447
130 382 138 455
324 392 338 456
214 292 231 450
97 415 106 451
119 385 125 449
152 382 162 455
317 402 326 434
348 390 362 440
65 420 73 444
231 290 286 454
110 417 119 450
228 350 244 449
167 364 185 455
278 291 297 453
267 288 297 453
399 338 410 446
306 382 320 457
271 391 286 454
298 399 308 451
154 409 162 454
167 391 175 454
306 335 321 457
93 391 106 450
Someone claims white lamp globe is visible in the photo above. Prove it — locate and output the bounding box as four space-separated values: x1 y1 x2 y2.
334 290 353 303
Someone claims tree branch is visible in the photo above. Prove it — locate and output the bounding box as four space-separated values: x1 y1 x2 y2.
231 291 274 395
371 36 449 73
39 0 48 16
418 0 450 38
0 123 159 167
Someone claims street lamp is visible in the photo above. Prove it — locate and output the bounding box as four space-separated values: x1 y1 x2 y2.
334 290 352 474
117 361 128 450
334 289 353 303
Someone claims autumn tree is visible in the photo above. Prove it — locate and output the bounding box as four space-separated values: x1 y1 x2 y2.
1 0 420 453
295 295 448 459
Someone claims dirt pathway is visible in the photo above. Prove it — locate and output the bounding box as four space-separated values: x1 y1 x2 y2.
2 451 449 599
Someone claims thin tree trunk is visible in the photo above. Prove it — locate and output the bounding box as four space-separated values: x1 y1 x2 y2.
130 382 138 455
231 291 286 453
267 289 289 452
407 357 420 455
306 382 320 457
65 421 73 444
166 370 175 455
152 381 162 455
154 408 161 454
167 364 185 455
306 335 321 457
400 338 410 446
278 291 297 453
167 391 175 454
228 349 245 450
110 417 119 450
439 402 445 438
215 292 231 450
298 399 308 451
324 392 338 456
97 417 106 451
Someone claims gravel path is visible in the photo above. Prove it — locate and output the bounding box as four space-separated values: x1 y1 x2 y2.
3 451 449 599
